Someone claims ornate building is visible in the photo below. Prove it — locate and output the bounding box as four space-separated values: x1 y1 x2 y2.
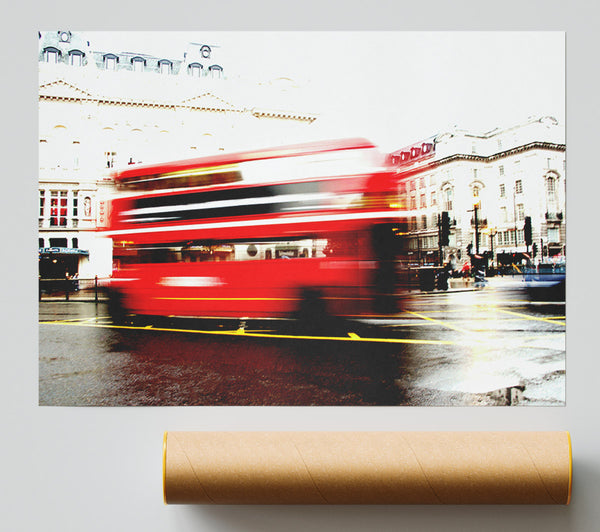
38 30 318 280
391 116 566 268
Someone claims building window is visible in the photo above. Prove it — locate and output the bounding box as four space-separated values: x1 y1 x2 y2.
499 183 505 198
431 213 438 227
50 238 68 248
131 56 146 72
39 238 45 248
500 206 507 223
69 50 84 66
159 60 172 75
103 54 118 71
208 64 223 78
410 192 416 210
83 196 92 218
517 230 524 244
421 215 427 229
473 169 478 179
499 165 504 176
548 227 560 243
517 203 525 221
39 190 45 218
546 175 558 205
420 193 426 208
431 191 437 206
105 151 116 168
515 179 523 194
200 45 211 59
444 187 453 211
50 191 68 227
419 177 425 188
188 62 202 77
44 47 60 63
72 238 78 249
73 193 78 217
429 174 436 185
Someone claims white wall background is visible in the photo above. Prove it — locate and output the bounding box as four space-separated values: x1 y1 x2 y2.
2 2 599 531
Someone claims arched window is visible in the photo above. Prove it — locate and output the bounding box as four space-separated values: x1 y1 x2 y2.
103 53 119 71
546 174 559 211
443 186 454 211
69 49 85 67
188 62 203 77
208 64 223 78
546 175 557 199
131 56 146 73
44 47 61 63
158 59 172 75
200 45 211 59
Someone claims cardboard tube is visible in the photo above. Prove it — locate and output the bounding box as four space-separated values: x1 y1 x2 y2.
163 431 572 505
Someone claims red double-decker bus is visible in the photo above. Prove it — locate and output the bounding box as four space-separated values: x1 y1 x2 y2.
102 138 409 324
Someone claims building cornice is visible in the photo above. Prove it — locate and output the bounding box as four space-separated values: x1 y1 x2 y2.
397 141 565 178
251 108 318 123
39 91 317 122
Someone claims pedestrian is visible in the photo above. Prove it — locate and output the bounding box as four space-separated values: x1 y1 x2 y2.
461 261 471 278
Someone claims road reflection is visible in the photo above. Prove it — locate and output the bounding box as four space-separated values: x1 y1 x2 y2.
39 284 565 407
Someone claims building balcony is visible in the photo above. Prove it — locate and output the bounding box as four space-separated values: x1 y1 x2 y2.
471 217 488 228
545 211 563 222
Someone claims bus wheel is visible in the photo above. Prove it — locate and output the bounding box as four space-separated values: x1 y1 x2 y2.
107 290 129 325
294 288 330 334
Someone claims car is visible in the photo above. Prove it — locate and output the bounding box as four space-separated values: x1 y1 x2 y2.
523 261 565 300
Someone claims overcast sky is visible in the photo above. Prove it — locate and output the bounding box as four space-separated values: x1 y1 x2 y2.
84 31 565 150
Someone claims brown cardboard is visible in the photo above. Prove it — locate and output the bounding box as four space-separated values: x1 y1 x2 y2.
163 431 572 505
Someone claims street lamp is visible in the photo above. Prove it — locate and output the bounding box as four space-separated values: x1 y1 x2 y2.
468 201 481 255
489 227 497 269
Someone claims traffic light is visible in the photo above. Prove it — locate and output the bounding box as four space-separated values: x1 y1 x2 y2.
524 216 532 246
440 211 450 246
532 242 538 257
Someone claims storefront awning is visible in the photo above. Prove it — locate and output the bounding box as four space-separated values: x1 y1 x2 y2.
39 247 89 256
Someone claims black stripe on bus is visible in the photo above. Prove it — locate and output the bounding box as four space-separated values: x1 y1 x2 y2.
126 182 326 223
132 181 321 210
127 200 326 223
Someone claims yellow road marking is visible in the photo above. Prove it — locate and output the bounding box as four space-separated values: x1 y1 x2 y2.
404 310 475 335
40 320 458 346
492 308 566 326
348 332 360 339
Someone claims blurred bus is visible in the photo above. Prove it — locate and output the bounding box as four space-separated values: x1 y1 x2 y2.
102 138 410 324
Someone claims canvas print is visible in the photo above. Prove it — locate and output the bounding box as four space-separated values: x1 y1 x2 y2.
38 31 565 406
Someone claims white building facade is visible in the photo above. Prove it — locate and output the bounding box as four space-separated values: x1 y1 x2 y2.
392 116 565 268
38 30 318 281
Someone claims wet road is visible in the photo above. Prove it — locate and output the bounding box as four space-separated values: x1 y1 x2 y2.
39 281 565 406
